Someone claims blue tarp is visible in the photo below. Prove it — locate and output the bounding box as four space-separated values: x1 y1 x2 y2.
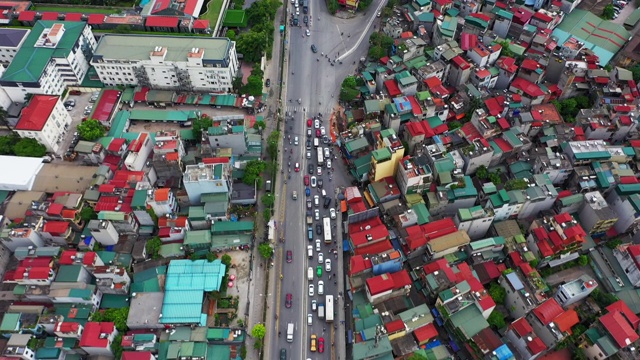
343 239 350 251
425 340 441 349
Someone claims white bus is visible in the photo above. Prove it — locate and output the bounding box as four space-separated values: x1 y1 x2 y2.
325 295 334 322
317 148 324 166
323 217 331 243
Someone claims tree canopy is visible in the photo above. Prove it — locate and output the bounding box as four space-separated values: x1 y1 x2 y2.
258 242 273 259
77 119 106 141
242 160 267 186
602 4 615 19
90 307 129 333
236 0 280 62
488 282 506 305
340 76 360 102
251 323 266 339
13 138 47 157
192 114 213 139
368 33 393 59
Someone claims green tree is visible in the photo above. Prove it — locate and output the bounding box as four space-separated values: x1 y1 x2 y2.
79 207 97 223
448 120 462 130
342 76 357 89
243 160 266 186
577 255 589 266
251 323 266 339
221 254 232 267
327 0 338 13
192 114 213 139
13 138 46 157
488 282 506 305
476 165 489 180
227 29 237 41
258 242 273 259
90 308 129 333
487 172 502 185
242 75 264 96
464 97 483 123
408 353 427 360
605 238 623 249
253 338 263 349
253 120 266 130
0 133 18 155
77 119 106 141
505 179 528 190
112 334 123 359
267 131 280 159
590 288 618 308
498 41 516 59
631 64 640 82
206 252 218 262
236 30 268 63
368 33 394 57
0 106 9 129
146 236 162 259
602 4 614 19
574 95 591 109
340 76 361 102
529 259 539 268
487 310 506 329
261 193 275 207
232 76 244 93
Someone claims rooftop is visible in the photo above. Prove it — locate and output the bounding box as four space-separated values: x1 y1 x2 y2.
15 95 58 131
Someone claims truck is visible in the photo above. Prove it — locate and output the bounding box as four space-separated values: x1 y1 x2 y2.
325 295 334 322
306 213 313 225
318 303 325 319
303 0 309 13
286 323 294 342
317 148 324 166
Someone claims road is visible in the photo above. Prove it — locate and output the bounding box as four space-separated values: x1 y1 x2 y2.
263 1 384 359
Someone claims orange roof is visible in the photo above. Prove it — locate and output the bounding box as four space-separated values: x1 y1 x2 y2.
165 152 180 161
554 309 579 333
155 188 169 202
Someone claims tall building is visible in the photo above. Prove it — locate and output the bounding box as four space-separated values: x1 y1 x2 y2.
183 162 232 205
91 34 238 92
14 95 72 153
0 21 96 103
152 130 185 188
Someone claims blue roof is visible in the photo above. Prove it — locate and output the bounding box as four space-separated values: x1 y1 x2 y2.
161 259 226 324
494 344 513 360
393 96 412 112
506 272 524 290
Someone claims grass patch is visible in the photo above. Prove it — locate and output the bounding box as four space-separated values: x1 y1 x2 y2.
32 5 123 14
201 0 225 26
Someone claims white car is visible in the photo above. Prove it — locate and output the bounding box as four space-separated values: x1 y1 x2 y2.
318 252 324 263
306 29 311 36
306 151 311 159
314 209 320 221
294 136 299 145
308 313 313 325
307 245 313 258
317 167 322 176
316 239 321 251
309 284 314 296
311 176 317 187
326 159 332 169
311 299 317 311
296 8 299 15
325 259 331 272
314 195 319 207
320 126 326 136
314 119 320 129
318 280 324 295
329 208 336 219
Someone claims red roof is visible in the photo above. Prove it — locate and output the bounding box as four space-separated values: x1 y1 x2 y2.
385 319 405 333
133 87 149 102
47 203 64 216
87 14 105 25
511 77 545 97
108 138 127 152
511 318 533 337
423 258 456 283
16 95 58 131
80 322 115 348
533 299 564 325
606 300 640 330
65 13 83 21
528 337 547 354
413 323 438 342
460 32 478 51
521 59 541 71
600 311 639 348
366 270 412 295
150 0 172 13
40 12 59 20
17 10 35 21
452 55 470 70
92 89 121 122
354 239 393 256
420 218 457 241
554 212 572 224
485 96 505 116
532 10 552 22
349 217 389 247
146 16 180 27
43 221 69 235
554 309 579 333
497 117 510 130
193 19 209 29
408 96 423 116
494 137 513 152
350 255 372 275
122 352 154 360
384 79 402 97
184 0 201 16
57 322 80 333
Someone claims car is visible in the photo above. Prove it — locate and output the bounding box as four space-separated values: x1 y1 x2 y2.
314 119 320 129
330 208 336 219
295 163 300 172
311 176 317 187
295 8 299 15
66 106 73 111
376 11 381 17
306 187 311 197
316 223 322 234
314 195 319 207
326 159 332 169
306 29 311 36
280 348 287 360
292 191 298 200
266 79 271 87
316 129 321 137
317 266 322 277
308 226 313 239
307 129 312 138
307 245 313 258
318 252 324 263
306 139 311 149
304 175 310 186
64 99 75 107
325 259 332 272
309 284 314 296
294 136 299 145
317 167 322 176
310 334 317 352
318 280 324 295
323 136 330 144
311 299 317 311
306 151 311 159
286 250 292 263
307 118 313 127
293 17 298 25
320 126 326 135
307 313 313 325
69 90 81 95
317 179 323 188
314 209 320 220
308 164 314 174
304 15 308 24
285 293 292 308
311 44 317 53
316 239 321 251
319 337 325 353
307 200 312 209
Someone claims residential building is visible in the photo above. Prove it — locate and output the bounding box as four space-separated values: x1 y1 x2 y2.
578 191 618 235
152 130 185 188
426 230 471 260
526 298 580 348
454 206 495 240
606 186 640 234
554 275 597 307
495 56 519 90
563 140 611 166
124 132 153 171
0 21 96 103
466 43 501 68
0 227 45 251
432 16 458 46
158 216 189 242
205 116 249 155
364 270 412 305
3 256 55 286
492 8 513 38
79 322 118 356
87 220 119 246
518 174 558 220
583 300 640 359
435 278 496 320
91 34 238 92
613 244 640 287
460 141 494 175
402 218 457 260
526 213 586 267
395 154 433 195
93 266 130 295
3 334 36 360
141 0 205 18
147 188 178 217
14 95 72 153
465 236 505 265
485 189 525 221
448 55 472 88
369 129 405 182
53 322 84 339
499 271 544 319
505 318 547 360
0 28 30 66
183 161 232 205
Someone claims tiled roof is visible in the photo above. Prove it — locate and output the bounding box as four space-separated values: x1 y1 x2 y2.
80 322 115 348
600 311 639 348
385 319 405 333
349 255 373 275
606 300 640 330
554 309 579 333
511 317 533 337
413 323 438 342
16 95 58 131
532 298 564 325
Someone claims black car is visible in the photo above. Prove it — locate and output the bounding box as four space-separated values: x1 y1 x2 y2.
308 164 314 174
323 197 331 209
293 17 298 26
306 139 311 149
317 179 323 188
311 44 317 53
304 15 308 24
316 224 322 235
280 348 286 360
265 79 271 87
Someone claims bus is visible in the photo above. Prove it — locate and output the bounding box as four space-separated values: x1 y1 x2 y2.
325 295 334 322
317 148 324 166
323 217 331 243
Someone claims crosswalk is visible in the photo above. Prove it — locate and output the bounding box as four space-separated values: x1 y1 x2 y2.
283 105 333 116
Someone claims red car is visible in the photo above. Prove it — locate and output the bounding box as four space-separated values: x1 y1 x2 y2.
285 293 292 308
307 118 313 127
318 337 324 353
316 129 322 137
286 250 292 263
304 175 310 186
295 163 300 172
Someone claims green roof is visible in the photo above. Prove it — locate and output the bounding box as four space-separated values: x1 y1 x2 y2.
131 189 148 208
465 15 488 29
0 313 20 332
35 348 62 359
575 151 611 160
449 305 489 338
184 230 212 245
211 221 254 233
491 7 513 19
133 265 166 282
352 336 393 360
210 234 252 249
372 147 392 162
181 129 196 140
412 202 430 224
201 192 228 203
352 153 373 178
55 265 83 283
345 137 370 152
439 16 458 38
625 8 640 27
100 294 129 309
129 109 197 122
107 110 131 137
159 243 185 258
0 190 9 204
2 21 87 83
469 236 505 250
54 304 92 325
189 206 207 220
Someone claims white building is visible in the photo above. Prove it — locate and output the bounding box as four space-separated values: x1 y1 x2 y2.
183 162 233 205
14 95 72 153
0 28 30 67
79 322 118 357
147 188 178 217
554 275 597 307
91 34 239 93
606 189 640 234
87 220 120 246
0 227 45 252
124 132 153 171
0 21 96 103
454 206 495 240
485 189 525 221
0 156 44 191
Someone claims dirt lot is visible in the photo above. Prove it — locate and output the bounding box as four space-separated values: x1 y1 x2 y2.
577 0 610 15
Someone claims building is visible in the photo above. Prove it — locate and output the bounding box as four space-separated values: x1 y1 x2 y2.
606 187 640 234
0 21 96 103
364 270 412 305
526 298 580 347
205 116 248 155
14 95 72 153
554 275 597 307
183 161 233 205
0 28 30 66
583 300 640 359
152 130 185 188
87 220 119 246
79 322 118 356
499 271 544 319
147 188 178 216
91 34 238 92
526 213 586 267
141 0 205 18
613 244 640 287
395 154 433 195
124 132 153 171
454 206 495 240
93 265 130 295
505 318 547 360
578 191 618 235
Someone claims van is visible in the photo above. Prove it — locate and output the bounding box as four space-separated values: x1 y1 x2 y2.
308 267 313 281
286 323 294 343
313 138 319 147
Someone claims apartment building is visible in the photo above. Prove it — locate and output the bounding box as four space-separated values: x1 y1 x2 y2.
0 28 29 67
91 34 238 92
14 95 72 153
